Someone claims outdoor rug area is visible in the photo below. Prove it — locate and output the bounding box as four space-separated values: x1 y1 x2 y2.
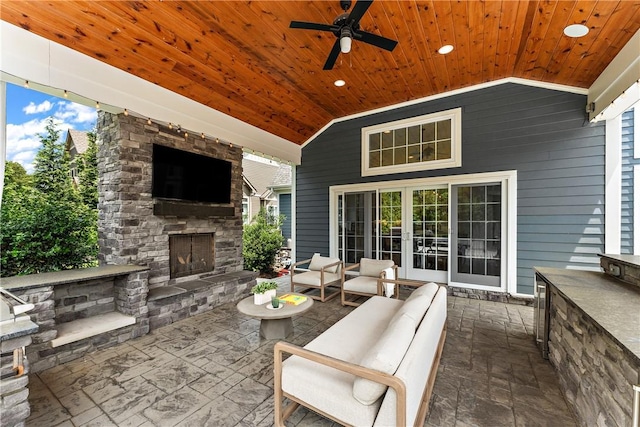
25 284 577 426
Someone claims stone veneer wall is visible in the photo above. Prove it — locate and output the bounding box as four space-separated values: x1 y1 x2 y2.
548 286 640 426
8 269 149 373
96 112 244 288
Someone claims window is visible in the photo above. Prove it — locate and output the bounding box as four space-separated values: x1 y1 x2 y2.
362 108 462 176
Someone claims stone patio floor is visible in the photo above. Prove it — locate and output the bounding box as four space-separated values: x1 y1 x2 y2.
25 278 578 426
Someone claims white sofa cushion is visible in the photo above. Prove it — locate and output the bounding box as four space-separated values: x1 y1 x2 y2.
390 282 439 328
352 313 416 405
281 296 403 426
359 258 394 277
292 270 341 286
374 287 447 426
308 253 341 273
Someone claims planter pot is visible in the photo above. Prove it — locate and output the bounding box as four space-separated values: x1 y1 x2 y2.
254 289 277 305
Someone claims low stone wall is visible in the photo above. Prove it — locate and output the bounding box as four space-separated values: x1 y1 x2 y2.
446 285 533 306
0 315 38 427
147 271 257 330
548 286 640 426
1 266 149 373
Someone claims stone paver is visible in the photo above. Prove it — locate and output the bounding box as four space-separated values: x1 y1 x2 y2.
26 278 577 426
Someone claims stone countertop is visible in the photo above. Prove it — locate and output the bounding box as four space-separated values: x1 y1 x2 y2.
0 316 39 341
599 253 640 268
0 265 149 291
535 267 640 364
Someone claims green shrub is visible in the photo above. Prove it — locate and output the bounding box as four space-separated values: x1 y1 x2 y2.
243 208 284 276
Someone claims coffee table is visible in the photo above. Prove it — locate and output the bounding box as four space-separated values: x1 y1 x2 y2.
236 293 314 339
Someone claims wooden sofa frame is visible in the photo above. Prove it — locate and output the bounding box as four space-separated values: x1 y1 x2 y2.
273 282 447 426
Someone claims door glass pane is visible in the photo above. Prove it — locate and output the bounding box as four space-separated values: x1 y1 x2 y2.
379 191 402 267
412 188 448 272
454 184 501 285
344 193 365 264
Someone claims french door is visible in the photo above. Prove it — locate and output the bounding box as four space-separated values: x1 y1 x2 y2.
332 171 514 292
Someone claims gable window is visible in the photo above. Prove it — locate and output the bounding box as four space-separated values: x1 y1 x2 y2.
362 108 462 176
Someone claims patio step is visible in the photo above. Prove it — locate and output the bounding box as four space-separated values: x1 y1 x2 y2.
51 312 136 348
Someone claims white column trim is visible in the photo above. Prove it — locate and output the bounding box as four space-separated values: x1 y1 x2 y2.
605 115 622 254
635 106 640 159
0 81 6 209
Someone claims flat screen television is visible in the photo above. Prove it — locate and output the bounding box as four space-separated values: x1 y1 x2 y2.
152 144 232 204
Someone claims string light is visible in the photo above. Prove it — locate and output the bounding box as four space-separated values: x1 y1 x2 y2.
96 101 100 109
63 90 68 98
201 133 205 139
229 143 233 148
169 123 173 130
123 108 129 116
216 138 220 143
184 131 188 138
24 80 29 88
147 118 152 125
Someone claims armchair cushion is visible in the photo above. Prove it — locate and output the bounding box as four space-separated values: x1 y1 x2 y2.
343 276 379 294
352 313 416 405
359 258 395 277
308 253 341 274
292 271 341 286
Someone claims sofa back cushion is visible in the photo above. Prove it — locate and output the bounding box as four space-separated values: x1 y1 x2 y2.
352 313 415 405
359 258 395 278
308 253 341 274
390 282 439 328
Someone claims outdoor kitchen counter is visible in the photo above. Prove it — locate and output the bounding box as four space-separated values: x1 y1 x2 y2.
535 266 640 364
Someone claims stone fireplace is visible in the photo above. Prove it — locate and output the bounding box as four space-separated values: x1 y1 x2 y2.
96 112 255 328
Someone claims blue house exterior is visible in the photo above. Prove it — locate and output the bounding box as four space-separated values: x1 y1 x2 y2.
295 82 606 296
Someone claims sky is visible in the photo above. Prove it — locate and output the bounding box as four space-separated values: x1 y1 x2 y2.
6 82 97 173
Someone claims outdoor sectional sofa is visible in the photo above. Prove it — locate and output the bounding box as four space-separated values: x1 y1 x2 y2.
274 281 447 426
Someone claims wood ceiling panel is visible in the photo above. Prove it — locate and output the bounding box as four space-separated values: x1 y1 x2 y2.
2 0 638 146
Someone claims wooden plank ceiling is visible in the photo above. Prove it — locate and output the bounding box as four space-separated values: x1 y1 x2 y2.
2 1 639 145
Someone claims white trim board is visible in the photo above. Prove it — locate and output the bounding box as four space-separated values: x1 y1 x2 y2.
0 21 301 165
302 77 588 148
605 115 622 254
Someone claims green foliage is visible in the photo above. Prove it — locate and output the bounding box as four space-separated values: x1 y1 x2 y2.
242 208 284 275
1 120 98 277
3 161 33 188
77 131 98 208
250 281 278 294
33 118 76 200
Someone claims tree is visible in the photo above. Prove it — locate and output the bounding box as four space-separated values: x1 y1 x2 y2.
3 161 33 188
1 119 98 276
33 117 75 199
242 208 284 276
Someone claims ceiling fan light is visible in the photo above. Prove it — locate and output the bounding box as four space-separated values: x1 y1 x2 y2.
340 34 352 53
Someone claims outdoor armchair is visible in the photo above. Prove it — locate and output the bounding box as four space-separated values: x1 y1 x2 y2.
290 253 343 302
341 258 398 307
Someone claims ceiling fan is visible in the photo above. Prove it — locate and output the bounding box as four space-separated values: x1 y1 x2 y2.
289 0 398 70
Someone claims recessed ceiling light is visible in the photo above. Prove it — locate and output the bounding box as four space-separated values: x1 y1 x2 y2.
564 24 589 38
438 45 454 55
334 79 346 87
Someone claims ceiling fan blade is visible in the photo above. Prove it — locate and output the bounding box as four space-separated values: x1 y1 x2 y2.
290 21 337 33
323 39 342 70
353 29 398 51
347 0 373 25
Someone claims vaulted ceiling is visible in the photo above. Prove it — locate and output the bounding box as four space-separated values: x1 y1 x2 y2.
1 1 639 145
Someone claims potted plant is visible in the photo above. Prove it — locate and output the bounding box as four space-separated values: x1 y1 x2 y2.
251 281 278 305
